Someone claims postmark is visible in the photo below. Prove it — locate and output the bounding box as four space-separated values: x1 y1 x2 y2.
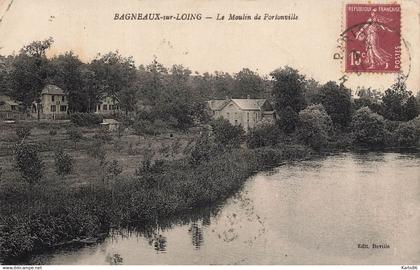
344 4 401 73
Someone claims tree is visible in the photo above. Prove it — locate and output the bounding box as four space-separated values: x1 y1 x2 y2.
212 71 235 99
246 123 282 149
276 106 299 134
15 126 31 142
210 118 244 149
354 87 382 113
87 139 107 166
190 132 215 166
54 148 73 176
393 121 420 147
271 67 306 113
297 104 332 150
67 127 83 149
90 51 138 114
10 38 53 111
314 81 352 128
381 78 418 121
106 160 122 177
232 68 265 98
404 96 419 121
15 143 43 186
270 67 306 133
351 107 386 147
303 78 321 105
47 52 87 112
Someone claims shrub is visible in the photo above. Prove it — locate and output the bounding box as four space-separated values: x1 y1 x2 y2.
314 81 352 127
189 133 216 166
133 119 155 135
297 104 332 151
107 160 123 177
351 107 386 147
210 118 244 149
67 127 83 149
54 148 73 176
93 129 112 143
393 121 420 147
70 113 103 127
246 123 283 149
277 106 299 134
49 129 58 136
15 126 31 141
15 143 43 186
87 140 107 165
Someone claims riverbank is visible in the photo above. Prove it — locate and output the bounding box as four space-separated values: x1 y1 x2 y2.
0 143 313 263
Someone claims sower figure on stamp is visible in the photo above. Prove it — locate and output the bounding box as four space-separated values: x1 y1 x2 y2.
355 8 394 70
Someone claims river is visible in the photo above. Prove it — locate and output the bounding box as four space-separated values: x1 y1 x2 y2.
29 152 420 265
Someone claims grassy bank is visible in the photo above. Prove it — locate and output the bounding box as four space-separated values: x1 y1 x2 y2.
0 143 312 263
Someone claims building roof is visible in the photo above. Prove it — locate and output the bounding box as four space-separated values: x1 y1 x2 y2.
230 99 268 111
207 100 229 111
0 95 19 106
41 85 65 95
102 118 120 124
208 98 273 112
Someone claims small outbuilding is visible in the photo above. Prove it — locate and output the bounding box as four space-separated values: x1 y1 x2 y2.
100 118 121 132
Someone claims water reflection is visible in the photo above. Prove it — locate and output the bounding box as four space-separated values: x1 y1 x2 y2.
105 253 123 265
147 233 167 253
188 222 204 249
28 151 420 265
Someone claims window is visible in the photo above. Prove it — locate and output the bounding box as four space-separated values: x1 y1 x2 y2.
62 96 65 102
235 120 238 126
247 112 249 122
103 104 108 110
11 105 17 111
97 105 101 111
60 105 67 112
50 105 56 112
51 95 55 102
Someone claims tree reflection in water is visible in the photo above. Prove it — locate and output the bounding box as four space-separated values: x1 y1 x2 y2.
148 233 167 252
116 204 221 253
105 253 123 265
188 222 204 249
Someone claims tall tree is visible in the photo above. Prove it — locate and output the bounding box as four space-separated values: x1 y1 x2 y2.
270 66 306 133
270 66 306 113
90 51 137 113
314 81 353 128
382 78 418 121
47 52 86 112
9 38 53 110
232 68 265 98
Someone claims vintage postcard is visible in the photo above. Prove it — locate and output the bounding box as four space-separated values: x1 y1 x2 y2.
0 0 419 267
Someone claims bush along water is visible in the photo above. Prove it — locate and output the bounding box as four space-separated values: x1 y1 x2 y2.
0 140 312 263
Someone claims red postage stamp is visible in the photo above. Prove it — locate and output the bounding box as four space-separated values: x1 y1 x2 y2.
345 4 401 73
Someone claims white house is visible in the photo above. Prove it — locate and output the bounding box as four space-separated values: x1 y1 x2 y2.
31 85 69 119
207 98 275 131
94 96 121 115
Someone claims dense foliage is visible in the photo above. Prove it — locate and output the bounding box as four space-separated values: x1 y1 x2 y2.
210 118 245 149
54 148 73 176
14 143 44 186
297 104 332 150
351 107 386 147
70 113 103 127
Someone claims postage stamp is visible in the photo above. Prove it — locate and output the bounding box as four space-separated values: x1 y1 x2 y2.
345 4 401 73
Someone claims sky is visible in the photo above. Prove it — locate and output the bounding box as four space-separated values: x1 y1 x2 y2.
0 0 419 92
